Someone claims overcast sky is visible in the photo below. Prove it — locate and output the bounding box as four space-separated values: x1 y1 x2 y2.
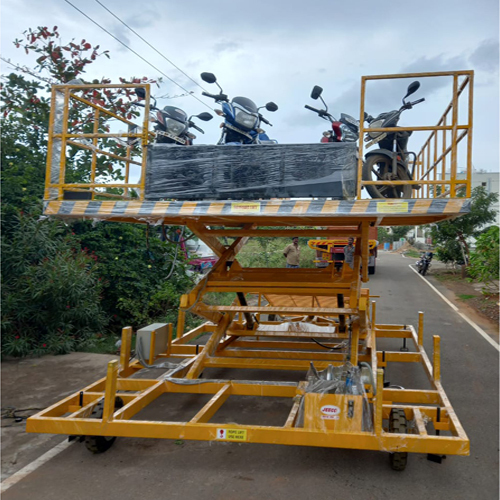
1 0 499 172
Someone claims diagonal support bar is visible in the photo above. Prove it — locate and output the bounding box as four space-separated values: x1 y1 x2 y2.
186 313 234 379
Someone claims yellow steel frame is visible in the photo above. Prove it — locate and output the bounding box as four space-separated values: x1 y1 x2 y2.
45 83 153 201
308 238 377 263
43 71 473 204
29 72 473 463
357 70 473 198
27 220 469 458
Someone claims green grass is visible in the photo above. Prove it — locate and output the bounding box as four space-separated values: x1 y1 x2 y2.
83 333 120 355
433 271 464 283
457 294 476 300
404 250 421 259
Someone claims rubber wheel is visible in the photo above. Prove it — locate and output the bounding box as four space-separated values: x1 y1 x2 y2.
85 397 123 454
421 264 428 276
389 408 408 471
362 154 412 199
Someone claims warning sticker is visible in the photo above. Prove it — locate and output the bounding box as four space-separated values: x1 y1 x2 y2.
231 202 261 214
216 428 248 441
377 201 409 213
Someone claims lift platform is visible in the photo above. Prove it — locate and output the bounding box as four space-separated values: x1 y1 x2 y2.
27 71 473 470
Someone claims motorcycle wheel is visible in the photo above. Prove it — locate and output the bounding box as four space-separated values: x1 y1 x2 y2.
362 154 412 199
422 263 429 276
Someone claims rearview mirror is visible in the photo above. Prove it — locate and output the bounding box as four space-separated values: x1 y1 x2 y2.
265 102 278 112
403 81 420 100
197 112 213 121
311 85 323 100
201 72 217 84
135 87 146 100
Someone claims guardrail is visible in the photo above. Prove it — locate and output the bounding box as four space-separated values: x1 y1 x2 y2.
45 83 152 201
44 72 473 203
358 71 473 199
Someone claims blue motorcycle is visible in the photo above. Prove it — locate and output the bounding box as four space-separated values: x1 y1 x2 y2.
200 72 278 144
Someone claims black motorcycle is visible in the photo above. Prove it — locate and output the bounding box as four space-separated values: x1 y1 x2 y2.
134 88 212 145
416 251 433 276
362 81 425 199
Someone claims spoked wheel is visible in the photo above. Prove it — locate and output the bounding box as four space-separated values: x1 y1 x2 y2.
388 408 409 471
362 154 412 199
84 396 124 454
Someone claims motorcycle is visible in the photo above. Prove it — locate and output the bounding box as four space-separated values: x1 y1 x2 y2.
416 251 433 275
134 87 213 145
305 85 359 143
362 81 425 199
199 72 278 144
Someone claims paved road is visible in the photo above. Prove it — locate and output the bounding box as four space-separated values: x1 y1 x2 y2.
3 253 499 500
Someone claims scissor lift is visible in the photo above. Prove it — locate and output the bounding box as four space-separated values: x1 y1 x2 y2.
27 71 473 469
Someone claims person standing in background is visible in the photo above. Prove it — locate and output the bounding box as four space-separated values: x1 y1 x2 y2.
283 237 300 268
344 237 355 268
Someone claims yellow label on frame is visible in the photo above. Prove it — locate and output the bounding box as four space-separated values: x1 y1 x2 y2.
377 201 409 213
231 202 261 214
216 428 248 441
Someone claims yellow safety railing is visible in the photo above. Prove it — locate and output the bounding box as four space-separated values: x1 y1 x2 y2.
357 71 473 199
45 74 473 203
44 83 152 201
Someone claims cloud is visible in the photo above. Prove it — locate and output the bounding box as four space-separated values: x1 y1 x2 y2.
125 11 156 30
317 52 472 122
212 40 241 54
110 23 132 52
469 38 499 72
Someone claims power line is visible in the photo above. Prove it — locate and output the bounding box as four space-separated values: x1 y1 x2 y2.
62 0 213 111
94 0 208 93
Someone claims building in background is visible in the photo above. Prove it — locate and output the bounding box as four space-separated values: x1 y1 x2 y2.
457 170 499 224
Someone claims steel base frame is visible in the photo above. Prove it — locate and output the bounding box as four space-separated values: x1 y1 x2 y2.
27 219 469 461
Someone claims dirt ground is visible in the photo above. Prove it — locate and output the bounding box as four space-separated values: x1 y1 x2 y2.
401 246 499 329
432 269 499 327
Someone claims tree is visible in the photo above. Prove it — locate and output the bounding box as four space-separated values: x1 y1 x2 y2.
377 226 411 243
469 225 499 292
1 25 157 224
72 220 193 328
391 226 411 241
430 186 499 265
1 27 189 356
1 215 108 356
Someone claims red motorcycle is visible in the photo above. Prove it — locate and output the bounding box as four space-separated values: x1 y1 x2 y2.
305 85 359 143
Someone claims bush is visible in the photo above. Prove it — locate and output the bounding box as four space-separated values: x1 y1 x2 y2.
72 221 194 328
1 215 108 357
469 226 499 292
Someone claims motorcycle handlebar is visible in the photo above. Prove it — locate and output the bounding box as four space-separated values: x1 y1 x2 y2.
305 104 321 114
411 97 425 105
202 91 228 102
190 123 204 134
259 115 271 126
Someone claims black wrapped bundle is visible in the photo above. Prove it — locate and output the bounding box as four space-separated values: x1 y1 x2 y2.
145 142 357 200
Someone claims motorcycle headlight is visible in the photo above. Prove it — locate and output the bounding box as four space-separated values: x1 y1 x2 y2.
368 119 384 138
340 123 358 142
166 118 186 136
234 109 258 130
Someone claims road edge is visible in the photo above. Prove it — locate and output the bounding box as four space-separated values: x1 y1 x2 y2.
408 263 500 352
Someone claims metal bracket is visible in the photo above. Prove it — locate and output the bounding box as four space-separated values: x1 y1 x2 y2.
348 400 354 419
427 454 446 464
